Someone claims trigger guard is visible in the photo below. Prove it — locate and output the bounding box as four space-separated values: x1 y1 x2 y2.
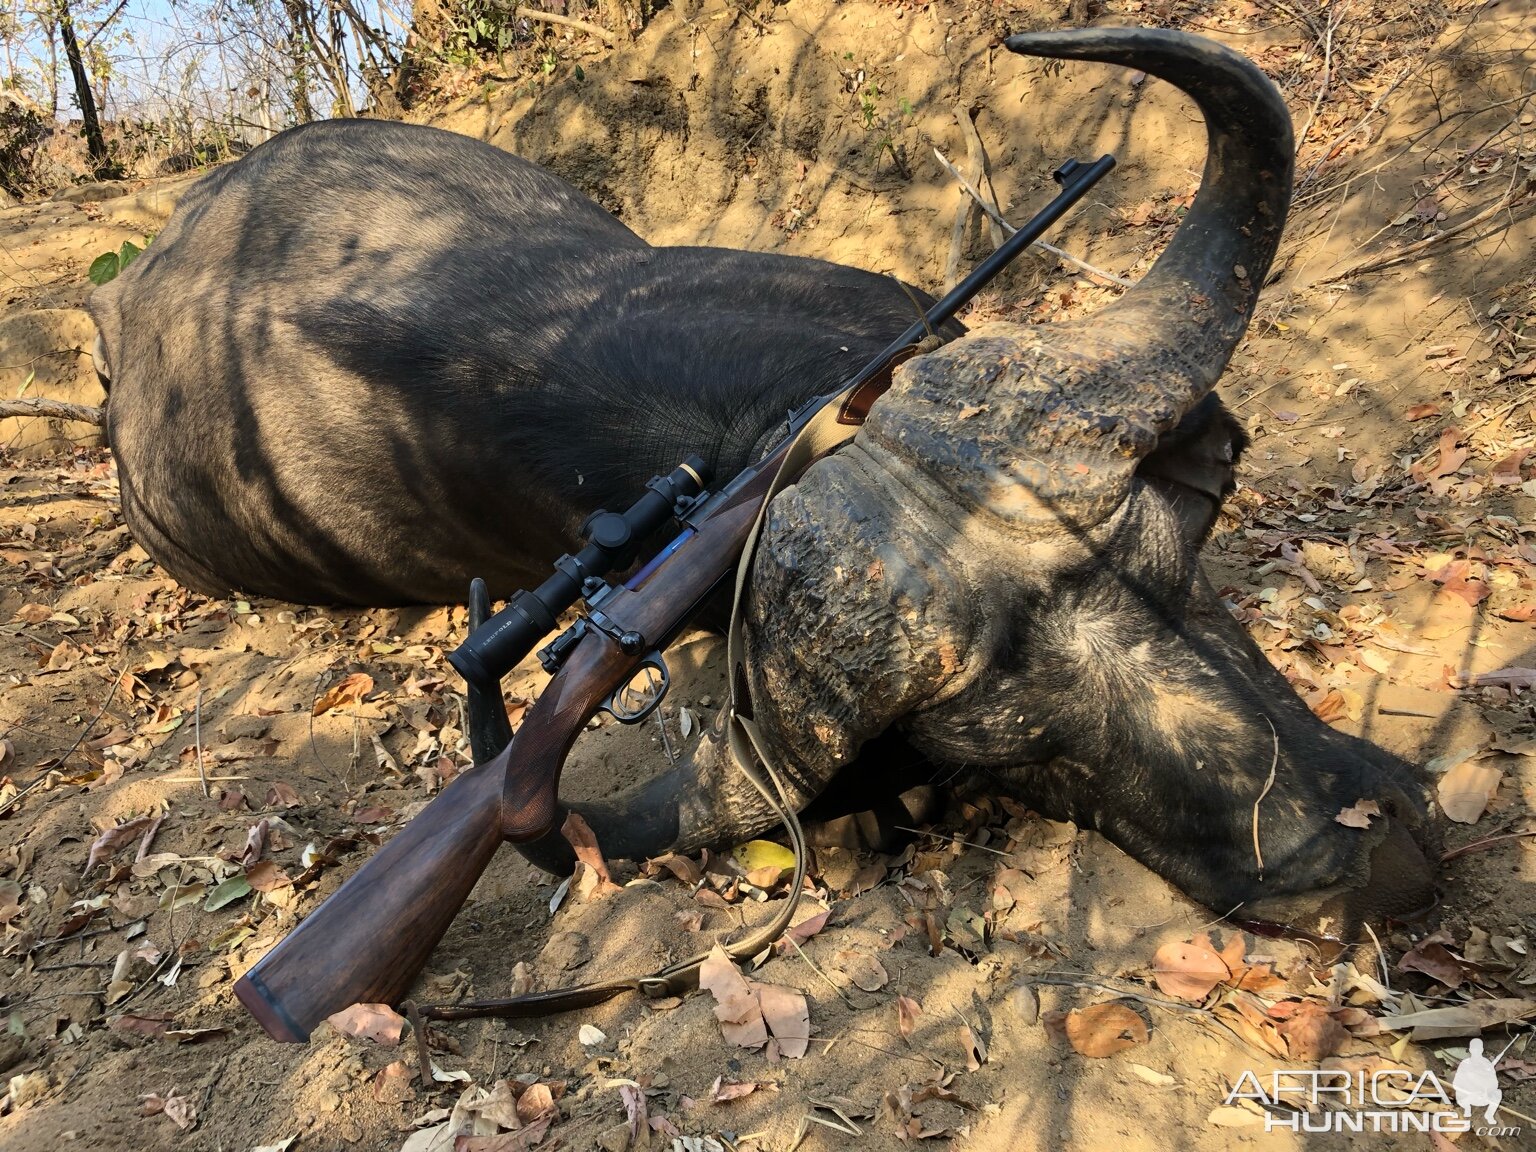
600 652 670 723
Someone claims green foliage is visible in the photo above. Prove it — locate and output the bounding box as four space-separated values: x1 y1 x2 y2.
442 0 524 67
87 239 145 286
466 11 515 51
860 82 879 130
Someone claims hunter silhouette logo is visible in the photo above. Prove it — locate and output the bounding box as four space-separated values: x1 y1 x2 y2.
1225 1035 1527 1137
1452 1037 1515 1126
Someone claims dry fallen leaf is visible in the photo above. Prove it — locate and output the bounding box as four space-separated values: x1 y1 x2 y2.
141 1091 197 1129
697 944 808 1058
698 945 768 1050
1335 799 1381 829
245 859 291 892
773 908 830 956
648 851 704 887
0 878 20 925
1151 940 1230 1001
1215 999 1290 1057
454 1113 555 1152
758 982 810 1059
326 1002 406 1046
82 815 154 875
1359 997 1536 1041
710 1077 760 1103
620 1082 647 1143
108 1013 172 1038
1397 932 1477 989
516 1081 558 1123
561 812 620 898
1064 1003 1149 1058
897 995 922 1040
960 1023 988 1071
1274 1002 1349 1060
312 671 374 715
1428 428 1469 479
1437 758 1501 823
837 950 889 992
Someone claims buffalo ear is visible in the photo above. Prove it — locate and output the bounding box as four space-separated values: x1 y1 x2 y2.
1136 395 1247 548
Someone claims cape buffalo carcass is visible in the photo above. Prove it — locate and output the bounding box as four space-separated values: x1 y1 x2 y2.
90 28 1438 947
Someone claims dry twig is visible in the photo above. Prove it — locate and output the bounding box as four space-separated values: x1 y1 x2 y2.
933 148 1133 288
514 5 615 45
0 398 104 425
1251 717 1279 877
194 687 209 799
1321 163 1534 282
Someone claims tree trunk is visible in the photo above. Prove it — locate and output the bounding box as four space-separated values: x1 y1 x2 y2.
281 0 316 122
394 0 453 106
55 0 112 175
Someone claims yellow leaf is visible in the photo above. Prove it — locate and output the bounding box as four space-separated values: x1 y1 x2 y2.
732 839 795 875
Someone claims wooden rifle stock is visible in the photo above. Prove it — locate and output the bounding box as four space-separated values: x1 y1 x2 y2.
235 756 505 1041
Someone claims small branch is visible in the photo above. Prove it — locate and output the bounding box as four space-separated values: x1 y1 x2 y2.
1320 167 1534 283
653 707 676 764
514 6 616 45
1252 716 1279 878
1292 0 1345 160
0 662 124 818
1440 828 1536 863
0 398 104 425
1028 974 1207 1015
79 0 131 50
933 149 1133 289
945 106 988 292
1296 61 1417 193
955 106 1006 251
894 824 1015 859
194 687 209 799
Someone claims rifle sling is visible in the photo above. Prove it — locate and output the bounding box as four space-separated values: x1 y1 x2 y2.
413 385 868 1025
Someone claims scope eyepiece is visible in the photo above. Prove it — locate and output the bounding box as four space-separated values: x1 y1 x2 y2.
447 586 559 687
448 455 712 691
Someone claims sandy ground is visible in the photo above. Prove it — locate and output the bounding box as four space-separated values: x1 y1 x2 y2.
1 0 1534 1149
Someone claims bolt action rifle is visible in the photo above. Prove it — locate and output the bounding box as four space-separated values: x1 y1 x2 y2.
235 155 1115 1042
